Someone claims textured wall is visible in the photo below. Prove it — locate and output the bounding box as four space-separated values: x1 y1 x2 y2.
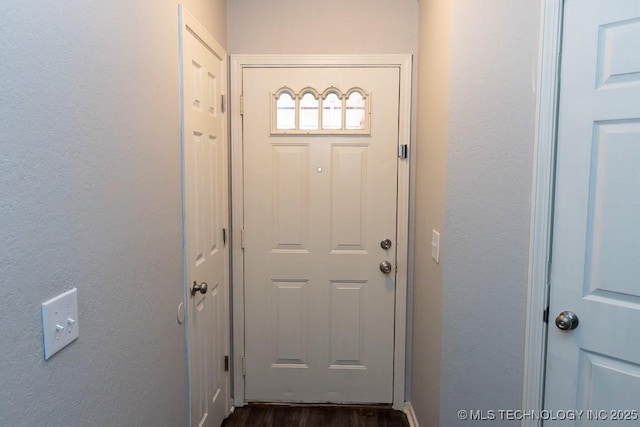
411 0 451 423
183 0 227 47
0 1 225 425
440 0 540 425
227 0 417 54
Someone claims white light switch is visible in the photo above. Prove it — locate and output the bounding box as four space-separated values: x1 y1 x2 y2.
431 230 441 264
42 288 79 360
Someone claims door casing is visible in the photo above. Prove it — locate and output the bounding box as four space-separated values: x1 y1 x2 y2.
523 1 565 425
230 54 412 411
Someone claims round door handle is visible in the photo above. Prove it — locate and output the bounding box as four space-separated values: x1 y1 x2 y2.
191 281 208 296
379 261 393 275
555 310 579 331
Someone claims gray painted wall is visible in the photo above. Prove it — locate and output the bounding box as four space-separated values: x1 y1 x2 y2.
411 0 450 423
439 0 541 425
227 0 418 55
0 1 225 425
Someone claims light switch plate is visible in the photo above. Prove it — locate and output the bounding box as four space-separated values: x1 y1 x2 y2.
42 288 79 360
431 230 441 264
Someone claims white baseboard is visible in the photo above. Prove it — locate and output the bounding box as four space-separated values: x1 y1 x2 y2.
404 402 419 427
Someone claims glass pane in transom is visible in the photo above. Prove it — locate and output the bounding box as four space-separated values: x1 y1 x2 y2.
346 91 366 130
276 92 295 130
299 92 319 130
322 92 342 130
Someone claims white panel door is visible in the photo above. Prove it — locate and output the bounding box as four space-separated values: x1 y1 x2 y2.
180 8 229 427
545 1 640 422
243 67 400 403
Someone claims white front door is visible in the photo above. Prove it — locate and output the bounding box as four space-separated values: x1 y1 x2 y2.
180 8 229 427
242 66 400 403
545 0 640 421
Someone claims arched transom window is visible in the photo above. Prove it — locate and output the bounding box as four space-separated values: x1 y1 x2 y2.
272 86 370 134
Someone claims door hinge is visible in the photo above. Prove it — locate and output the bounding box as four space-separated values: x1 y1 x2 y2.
398 144 408 159
224 355 229 372
221 94 226 114
241 229 245 249
239 96 244 116
222 228 228 246
242 356 247 376
543 306 549 324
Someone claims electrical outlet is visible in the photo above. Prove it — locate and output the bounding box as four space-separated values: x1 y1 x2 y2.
431 230 441 264
42 288 79 360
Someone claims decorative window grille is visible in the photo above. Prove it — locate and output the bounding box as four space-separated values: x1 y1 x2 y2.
272 86 370 135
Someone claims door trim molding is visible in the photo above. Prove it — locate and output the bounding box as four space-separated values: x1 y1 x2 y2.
522 1 563 425
230 54 412 411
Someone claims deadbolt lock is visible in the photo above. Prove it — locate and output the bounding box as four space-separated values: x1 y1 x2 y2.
380 239 392 250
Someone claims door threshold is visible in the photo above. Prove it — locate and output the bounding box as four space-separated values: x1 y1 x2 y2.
244 402 393 408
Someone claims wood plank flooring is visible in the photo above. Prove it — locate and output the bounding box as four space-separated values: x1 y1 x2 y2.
221 404 410 427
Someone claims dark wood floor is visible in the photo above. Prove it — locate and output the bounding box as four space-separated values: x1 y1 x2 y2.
221 404 410 427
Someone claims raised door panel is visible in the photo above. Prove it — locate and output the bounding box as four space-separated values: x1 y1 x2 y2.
597 18 640 87
330 281 366 368
586 121 640 297
271 145 310 252
578 352 640 415
330 145 368 253
273 281 309 366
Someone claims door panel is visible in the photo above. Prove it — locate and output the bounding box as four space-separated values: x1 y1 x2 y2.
545 1 640 421
331 145 368 252
181 9 228 427
271 145 309 251
330 281 366 366
243 67 399 403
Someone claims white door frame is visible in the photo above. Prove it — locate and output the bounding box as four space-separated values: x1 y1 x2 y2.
230 54 412 410
522 1 564 425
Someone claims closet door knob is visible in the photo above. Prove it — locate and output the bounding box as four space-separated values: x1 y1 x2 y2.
555 311 579 331
191 281 208 296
